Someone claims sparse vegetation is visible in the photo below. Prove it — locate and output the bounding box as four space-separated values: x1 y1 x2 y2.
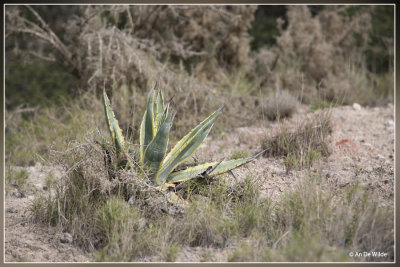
5 4 394 263
262 111 332 172
230 150 249 160
310 101 334 112
27 153 394 262
44 173 56 191
226 177 394 262
13 169 29 194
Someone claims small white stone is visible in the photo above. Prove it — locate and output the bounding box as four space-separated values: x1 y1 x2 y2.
34 183 43 189
352 103 362 110
384 120 394 126
377 154 385 160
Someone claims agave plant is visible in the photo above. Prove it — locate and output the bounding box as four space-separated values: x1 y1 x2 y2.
102 84 258 188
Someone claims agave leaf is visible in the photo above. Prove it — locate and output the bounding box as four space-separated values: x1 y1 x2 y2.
155 89 165 130
102 88 125 154
139 111 147 165
166 156 255 184
140 90 156 165
156 102 169 134
144 110 173 185
156 107 223 184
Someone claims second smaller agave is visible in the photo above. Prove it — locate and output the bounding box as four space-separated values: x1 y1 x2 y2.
103 83 259 189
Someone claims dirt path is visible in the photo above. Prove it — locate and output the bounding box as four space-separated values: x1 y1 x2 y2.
4 103 394 262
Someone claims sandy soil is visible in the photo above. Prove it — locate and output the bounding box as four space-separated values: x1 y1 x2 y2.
198 103 394 205
4 103 394 262
4 165 90 262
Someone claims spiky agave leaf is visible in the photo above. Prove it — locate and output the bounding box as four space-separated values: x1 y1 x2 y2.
155 107 223 184
155 87 165 131
143 110 173 185
140 90 156 165
166 156 255 184
140 86 168 165
102 88 126 154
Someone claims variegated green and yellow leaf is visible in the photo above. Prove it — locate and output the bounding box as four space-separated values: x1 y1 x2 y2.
155 89 165 130
140 90 156 165
157 103 170 132
166 157 254 184
156 107 223 184
102 88 125 154
143 111 173 185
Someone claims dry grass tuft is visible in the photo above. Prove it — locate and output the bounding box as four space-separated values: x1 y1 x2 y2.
227 176 394 262
262 111 332 171
263 89 299 121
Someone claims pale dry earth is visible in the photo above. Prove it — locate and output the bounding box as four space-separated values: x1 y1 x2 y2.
4 103 395 262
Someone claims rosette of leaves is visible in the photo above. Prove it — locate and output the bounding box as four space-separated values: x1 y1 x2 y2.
103 84 258 188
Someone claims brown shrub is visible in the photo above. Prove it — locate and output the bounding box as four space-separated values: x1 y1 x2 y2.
5 5 261 141
254 6 375 105
276 6 334 81
6 5 256 90
319 62 375 105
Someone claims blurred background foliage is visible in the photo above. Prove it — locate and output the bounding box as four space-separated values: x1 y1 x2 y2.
5 5 394 110
4 5 394 166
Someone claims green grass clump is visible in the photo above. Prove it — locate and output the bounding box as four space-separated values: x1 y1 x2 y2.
162 243 180 262
178 195 239 247
310 101 334 112
94 197 154 262
228 239 267 262
95 196 133 245
30 193 59 226
44 173 56 191
230 150 249 160
14 256 28 262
